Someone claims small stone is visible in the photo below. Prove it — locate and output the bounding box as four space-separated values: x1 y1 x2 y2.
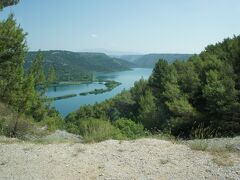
235 144 240 151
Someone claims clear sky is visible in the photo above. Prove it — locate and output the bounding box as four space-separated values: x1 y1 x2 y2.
1 0 240 54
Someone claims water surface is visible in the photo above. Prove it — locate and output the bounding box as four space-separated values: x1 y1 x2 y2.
46 68 153 117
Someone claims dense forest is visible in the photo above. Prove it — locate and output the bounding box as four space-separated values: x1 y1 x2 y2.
0 0 239 142
66 36 240 139
25 51 134 82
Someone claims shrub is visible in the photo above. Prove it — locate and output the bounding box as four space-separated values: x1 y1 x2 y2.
65 123 79 135
0 115 34 138
190 123 220 139
0 118 8 136
41 117 64 132
114 118 145 139
78 118 123 142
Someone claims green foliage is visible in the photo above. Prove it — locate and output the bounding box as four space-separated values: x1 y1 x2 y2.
130 78 149 102
68 35 240 138
107 107 121 121
190 123 219 139
0 0 19 10
0 14 27 111
0 102 34 138
76 118 122 142
114 118 145 139
138 90 157 130
47 65 57 84
149 59 169 94
28 51 46 88
21 74 37 114
112 91 135 117
41 117 64 132
0 7 64 136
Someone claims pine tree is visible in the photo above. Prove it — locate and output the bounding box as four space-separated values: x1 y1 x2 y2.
138 90 157 130
47 65 57 84
0 15 27 111
28 51 46 92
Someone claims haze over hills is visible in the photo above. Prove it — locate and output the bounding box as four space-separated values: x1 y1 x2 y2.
25 50 135 81
114 55 143 62
80 48 142 56
119 54 193 68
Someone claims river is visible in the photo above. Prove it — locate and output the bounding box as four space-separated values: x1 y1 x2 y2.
46 68 153 117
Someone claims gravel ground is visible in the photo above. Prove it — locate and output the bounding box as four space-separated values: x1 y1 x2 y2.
0 138 239 180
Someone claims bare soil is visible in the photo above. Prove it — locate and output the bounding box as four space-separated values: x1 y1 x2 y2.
0 138 239 180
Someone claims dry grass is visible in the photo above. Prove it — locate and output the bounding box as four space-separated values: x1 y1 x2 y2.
0 136 22 144
188 140 208 151
187 138 240 167
212 152 234 166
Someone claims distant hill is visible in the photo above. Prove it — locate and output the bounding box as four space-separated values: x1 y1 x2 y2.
117 55 143 62
25 51 135 81
120 54 193 68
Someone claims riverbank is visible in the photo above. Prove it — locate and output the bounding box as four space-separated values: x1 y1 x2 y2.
45 68 153 116
48 80 121 101
50 94 77 101
79 80 121 96
48 81 93 87
0 136 239 179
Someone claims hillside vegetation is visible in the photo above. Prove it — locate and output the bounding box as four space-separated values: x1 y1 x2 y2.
66 36 240 139
25 51 135 82
0 4 64 139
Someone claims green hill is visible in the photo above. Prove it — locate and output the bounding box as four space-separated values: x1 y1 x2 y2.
25 51 134 81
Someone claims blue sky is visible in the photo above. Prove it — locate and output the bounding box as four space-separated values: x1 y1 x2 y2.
1 0 240 53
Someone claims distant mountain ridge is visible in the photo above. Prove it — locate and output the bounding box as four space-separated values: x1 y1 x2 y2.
25 50 135 81
119 54 193 68
116 55 143 62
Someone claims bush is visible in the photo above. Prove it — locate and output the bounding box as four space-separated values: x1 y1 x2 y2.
114 118 146 139
65 123 79 135
0 115 34 138
0 118 8 136
41 117 64 132
77 118 123 142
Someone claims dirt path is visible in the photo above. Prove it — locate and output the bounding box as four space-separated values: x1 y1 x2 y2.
0 138 239 180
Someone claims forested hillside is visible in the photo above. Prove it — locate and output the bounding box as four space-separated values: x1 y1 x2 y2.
66 36 240 138
128 54 193 68
0 2 64 138
25 51 135 82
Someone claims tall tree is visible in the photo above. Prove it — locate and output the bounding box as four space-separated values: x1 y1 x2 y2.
28 51 46 89
0 15 27 111
47 65 57 84
138 90 157 130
